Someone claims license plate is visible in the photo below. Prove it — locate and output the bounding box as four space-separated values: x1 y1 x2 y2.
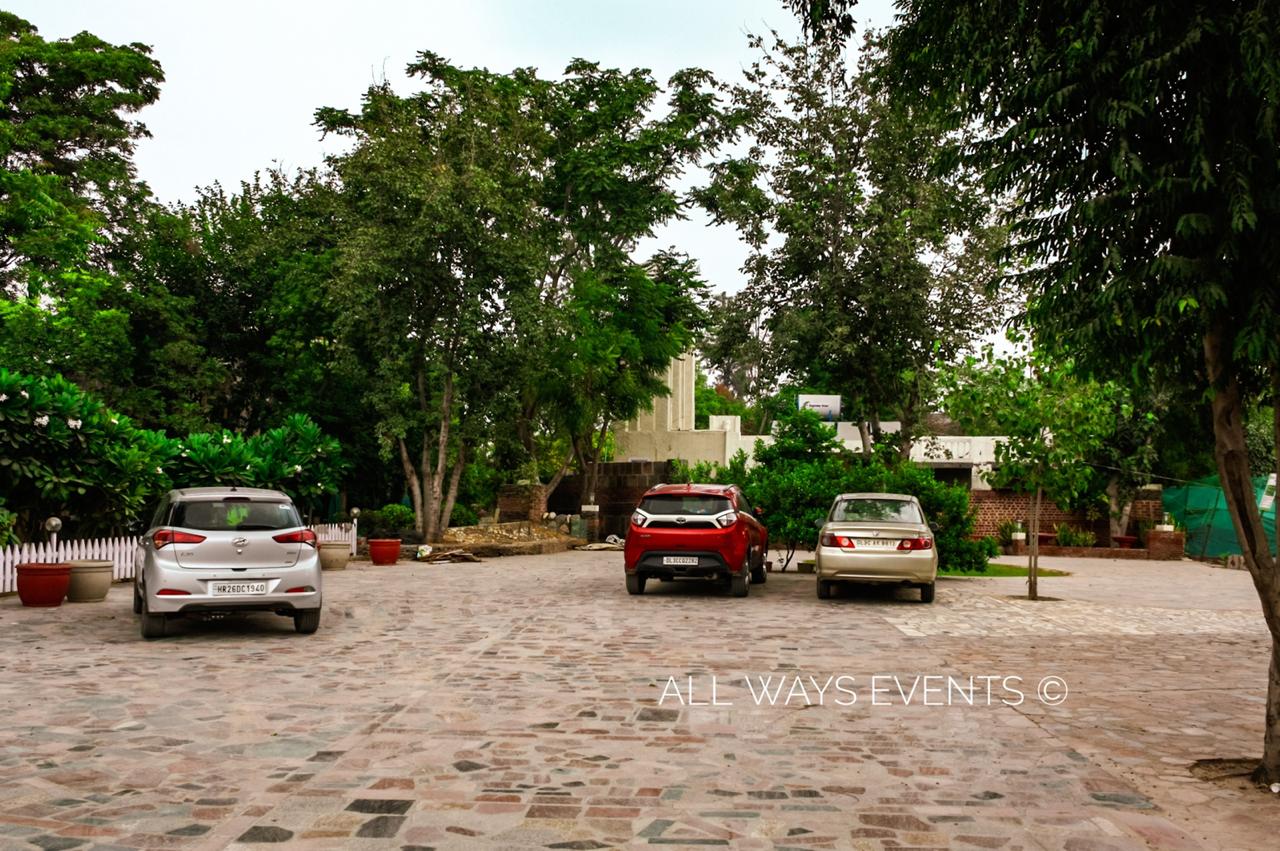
210 581 268 596
855 538 897 548
663 556 699 566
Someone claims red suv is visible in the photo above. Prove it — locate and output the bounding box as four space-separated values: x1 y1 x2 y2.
624 483 769 597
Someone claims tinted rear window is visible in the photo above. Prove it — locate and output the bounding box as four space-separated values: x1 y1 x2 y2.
639 495 732 516
832 499 923 524
170 499 301 531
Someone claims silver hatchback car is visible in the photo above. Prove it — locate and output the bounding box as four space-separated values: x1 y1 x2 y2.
133 487 323 639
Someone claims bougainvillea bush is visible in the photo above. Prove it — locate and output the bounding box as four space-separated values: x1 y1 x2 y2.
0 370 346 541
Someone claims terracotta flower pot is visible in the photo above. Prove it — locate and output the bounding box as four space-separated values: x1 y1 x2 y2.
67 560 114 602
16 563 72 607
368 538 401 565
318 541 351 571
1113 535 1138 550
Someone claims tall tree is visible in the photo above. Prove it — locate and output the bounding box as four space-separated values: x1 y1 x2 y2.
882 0 1280 783
0 11 162 292
318 57 547 541
695 31 1007 458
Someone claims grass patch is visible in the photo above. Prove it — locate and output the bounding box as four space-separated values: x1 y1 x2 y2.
944 564 1070 578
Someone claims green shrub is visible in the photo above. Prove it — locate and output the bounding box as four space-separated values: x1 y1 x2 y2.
943 536 999 573
450 502 479 527
0 369 346 540
669 449 749 486
745 457 848 569
996 520 1021 547
1054 523 1096 547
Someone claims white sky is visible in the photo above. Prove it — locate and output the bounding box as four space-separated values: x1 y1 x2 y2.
9 0 898 295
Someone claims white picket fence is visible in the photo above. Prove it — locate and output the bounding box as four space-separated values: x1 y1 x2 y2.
313 521 358 556
1 521 357 595
1 536 138 595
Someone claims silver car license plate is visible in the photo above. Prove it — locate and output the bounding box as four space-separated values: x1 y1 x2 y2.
210 581 268 596
663 556 699 566
855 538 897 549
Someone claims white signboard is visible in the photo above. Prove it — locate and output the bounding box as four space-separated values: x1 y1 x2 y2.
1262 473 1277 512
798 394 841 422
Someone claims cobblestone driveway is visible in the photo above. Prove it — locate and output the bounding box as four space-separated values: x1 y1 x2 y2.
0 553 1275 850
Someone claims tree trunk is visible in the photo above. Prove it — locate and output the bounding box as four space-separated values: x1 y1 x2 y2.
398 437 425 535
581 418 611 507
1105 477 1136 545
858 421 873 456
1027 486 1041 601
1204 326 1280 783
436 446 465 538
423 373 455 543
544 445 576 497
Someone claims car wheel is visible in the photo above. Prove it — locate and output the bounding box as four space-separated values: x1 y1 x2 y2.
139 594 167 640
626 574 646 595
817 579 832 599
919 582 936 604
294 608 321 634
730 568 749 598
132 581 142 614
750 551 767 585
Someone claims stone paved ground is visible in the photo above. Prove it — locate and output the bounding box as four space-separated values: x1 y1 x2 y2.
0 552 1276 850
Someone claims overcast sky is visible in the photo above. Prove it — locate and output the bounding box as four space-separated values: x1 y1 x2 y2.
10 0 898 294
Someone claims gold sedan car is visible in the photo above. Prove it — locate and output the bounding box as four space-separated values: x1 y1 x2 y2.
815 493 938 603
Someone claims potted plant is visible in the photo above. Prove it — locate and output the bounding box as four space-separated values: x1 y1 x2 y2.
1154 512 1175 532
1010 520 1026 543
317 539 351 571
16 562 73 607
366 503 415 565
67 559 114 602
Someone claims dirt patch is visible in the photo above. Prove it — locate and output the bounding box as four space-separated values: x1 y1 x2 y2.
1189 758 1280 795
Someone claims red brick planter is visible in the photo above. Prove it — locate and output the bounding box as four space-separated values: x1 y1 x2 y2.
16 562 72 607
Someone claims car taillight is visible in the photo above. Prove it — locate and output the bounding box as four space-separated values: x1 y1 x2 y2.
153 529 206 549
897 537 933 551
285 586 315 593
715 512 737 528
273 529 318 547
631 511 648 527
155 588 190 595
820 533 855 548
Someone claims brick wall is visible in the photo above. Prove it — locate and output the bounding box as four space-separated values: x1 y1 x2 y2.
497 484 547 522
969 490 1083 537
549 461 675 538
970 487 1164 541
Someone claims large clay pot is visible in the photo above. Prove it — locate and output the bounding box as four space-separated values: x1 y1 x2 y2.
16 563 72 607
368 538 401 566
67 560 114 602
318 541 351 571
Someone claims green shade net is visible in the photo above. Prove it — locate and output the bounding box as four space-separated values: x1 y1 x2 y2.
1163 475 1278 559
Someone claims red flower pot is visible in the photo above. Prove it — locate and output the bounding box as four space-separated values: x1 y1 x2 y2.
368 539 401 565
16 563 72 607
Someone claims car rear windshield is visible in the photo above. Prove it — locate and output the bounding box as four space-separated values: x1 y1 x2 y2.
832 499 923 524
169 499 301 531
639 495 733 516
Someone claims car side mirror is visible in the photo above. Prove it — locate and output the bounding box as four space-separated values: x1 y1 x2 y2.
929 522 940 533
753 506 763 517
815 517 825 528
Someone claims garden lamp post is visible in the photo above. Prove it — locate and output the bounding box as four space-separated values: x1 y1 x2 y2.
44 516 62 553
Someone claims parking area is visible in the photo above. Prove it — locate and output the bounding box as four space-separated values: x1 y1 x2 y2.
0 551 1276 850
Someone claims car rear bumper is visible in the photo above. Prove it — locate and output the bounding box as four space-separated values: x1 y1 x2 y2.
629 550 732 579
815 547 937 584
143 556 322 614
